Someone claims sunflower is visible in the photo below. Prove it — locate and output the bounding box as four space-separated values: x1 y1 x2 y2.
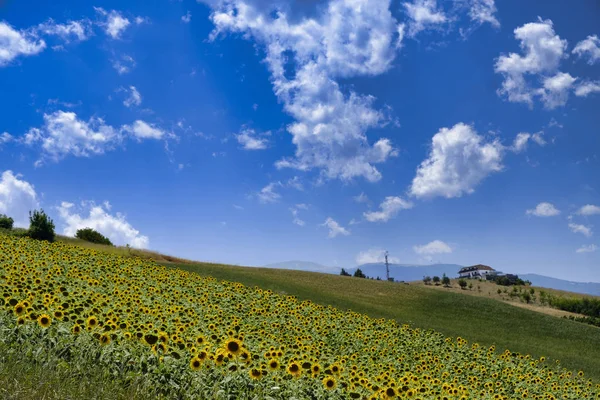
13 302 26 316
224 338 243 356
86 316 98 329
99 333 111 345
249 368 262 380
323 376 336 390
190 357 202 371
287 361 301 378
384 387 397 399
37 314 51 328
268 359 280 371
72 324 82 334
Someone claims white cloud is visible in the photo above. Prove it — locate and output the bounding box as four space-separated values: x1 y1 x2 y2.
257 182 281 203
364 196 413 222
24 111 121 164
95 7 131 39
494 18 569 108
321 217 350 238
410 123 503 199
112 54 136 75
355 248 399 265
576 244 597 254
182 11 192 24
467 0 499 28
511 132 530 153
235 128 269 150
568 222 593 237
573 35 600 65
531 131 546 146
122 120 166 140
36 19 92 43
123 86 142 107
286 176 303 191
574 81 600 97
0 170 39 227
0 21 46 66
0 132 13 144
413 240 452 255
290 204 307 226
354 192 369 203
577 204 600 216
526 202 560 217
209 0 401 182
57 201 149 248
403 0 447 37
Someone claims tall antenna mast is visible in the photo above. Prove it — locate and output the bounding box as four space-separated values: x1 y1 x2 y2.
385 250 390 281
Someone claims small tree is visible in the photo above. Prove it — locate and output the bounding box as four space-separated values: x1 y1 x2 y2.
76 227 113 246
340 268 351 276
432 276 440 286
28 209 55 242
458 279 468 290
522 292 532 304
0 214 14 230
353 268 366 278
423 276 432 285
468 282 474 291
441 274 450 288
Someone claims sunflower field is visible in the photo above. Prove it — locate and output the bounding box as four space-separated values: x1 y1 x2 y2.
1 234 599 399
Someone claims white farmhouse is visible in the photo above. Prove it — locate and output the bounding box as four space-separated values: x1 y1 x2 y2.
458 264 495 279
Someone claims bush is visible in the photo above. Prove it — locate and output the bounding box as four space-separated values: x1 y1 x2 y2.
441 274 450 288
353 268 366 278
432 276 440 285
458 279 467 290
28 209 55 242
423 276 432 285
0 214 14 230
340 268 351 276
76 228 113 246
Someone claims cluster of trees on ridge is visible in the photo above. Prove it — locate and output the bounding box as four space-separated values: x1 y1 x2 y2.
0 211 112 246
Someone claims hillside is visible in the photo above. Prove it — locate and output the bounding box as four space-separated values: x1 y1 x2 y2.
521 274 600 297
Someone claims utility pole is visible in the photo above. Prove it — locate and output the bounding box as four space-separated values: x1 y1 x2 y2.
385 250 390 281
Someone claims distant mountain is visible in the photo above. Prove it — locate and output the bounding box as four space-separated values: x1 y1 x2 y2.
350 263 464 282
521 274 600 297
262 261 341 274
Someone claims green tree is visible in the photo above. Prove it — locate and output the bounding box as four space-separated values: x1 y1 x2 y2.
458 279 468 290
353 268 366 278
0 214 14 230
340 268 351 276
423 276 432 285
441 274 450 288
75 227 113 246
28 209 55 242
432 276 440 285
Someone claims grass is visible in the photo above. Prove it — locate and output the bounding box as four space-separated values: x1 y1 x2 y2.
165 261 600 380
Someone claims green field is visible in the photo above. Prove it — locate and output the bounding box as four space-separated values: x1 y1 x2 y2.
167 261 600 380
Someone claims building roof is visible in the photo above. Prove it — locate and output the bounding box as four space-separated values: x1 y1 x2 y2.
458 264 495 273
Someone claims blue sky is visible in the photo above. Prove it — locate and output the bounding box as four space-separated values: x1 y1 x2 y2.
1 0 599 282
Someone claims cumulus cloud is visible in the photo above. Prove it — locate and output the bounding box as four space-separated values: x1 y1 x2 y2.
573 35 600 65
0 132 13 145
403 0 447 37
57 201 149 248
364 196 413 222
494 18 572 109
568 222 592 237
121 120 166 140
95 7 131 39
321 217 350 238
511 131 546 152
209 0 401 182
410 123 503 199
574 81 600 98
112 54 136 75
576 244 597 254
182 11 192 24
36 19 92 43
0 21 46 66
355 248 399 265
577 204 600 216
0 170 39 227
413 240 452 255
526 202 560 217
467 0 499 28
235 128 269 150
122 86 142 107
24 111 121 164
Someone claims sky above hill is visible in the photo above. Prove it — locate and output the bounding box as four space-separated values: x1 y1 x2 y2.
1 0 599 282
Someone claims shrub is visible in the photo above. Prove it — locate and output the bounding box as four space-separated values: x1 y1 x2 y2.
432 276 440 285
340 268 351 276
0 214 14 230
441 274 450 288
458 279 467 290
423 276 432 285
28 209 55 242
353 268 366 278
75 228 113 246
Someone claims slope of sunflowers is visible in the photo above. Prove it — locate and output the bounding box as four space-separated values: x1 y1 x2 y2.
1 235 599 399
